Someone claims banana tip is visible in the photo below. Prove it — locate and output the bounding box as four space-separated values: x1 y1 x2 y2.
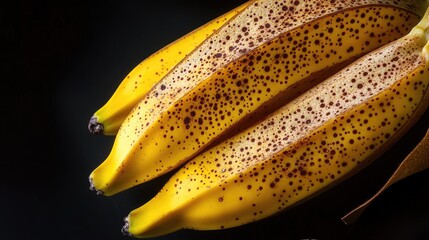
121 216 133 237
88 116 104 135
88 177 104 195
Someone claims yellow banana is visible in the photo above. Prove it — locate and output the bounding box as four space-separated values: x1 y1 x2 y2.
87 1 250 135
89 0 424 196
122 3 429 237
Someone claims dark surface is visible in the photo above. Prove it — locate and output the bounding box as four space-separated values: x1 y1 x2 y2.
2 0 429 239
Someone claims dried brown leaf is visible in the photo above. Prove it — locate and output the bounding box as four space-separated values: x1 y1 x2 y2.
341 128 429 224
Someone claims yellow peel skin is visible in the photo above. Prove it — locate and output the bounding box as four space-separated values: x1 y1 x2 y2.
87 2 249 135
89 0 424 196
124 5 429 238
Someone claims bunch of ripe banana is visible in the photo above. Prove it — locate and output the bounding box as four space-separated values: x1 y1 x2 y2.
88 0 429 238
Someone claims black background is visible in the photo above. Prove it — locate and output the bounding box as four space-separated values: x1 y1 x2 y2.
2 0 429 239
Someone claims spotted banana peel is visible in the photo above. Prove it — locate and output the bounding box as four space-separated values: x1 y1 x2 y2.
121 2 429 238
89 0 424 197
87 1 250 135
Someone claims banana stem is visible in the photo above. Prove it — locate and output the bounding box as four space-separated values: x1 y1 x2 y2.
88 116 104 135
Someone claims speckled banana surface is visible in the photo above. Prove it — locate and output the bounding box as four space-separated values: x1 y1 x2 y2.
122 3 429 238
87 2 250 135
88 0 424 197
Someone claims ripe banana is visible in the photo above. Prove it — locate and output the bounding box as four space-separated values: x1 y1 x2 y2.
89 0 424 196
87 1 250 135
122 3 429 237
